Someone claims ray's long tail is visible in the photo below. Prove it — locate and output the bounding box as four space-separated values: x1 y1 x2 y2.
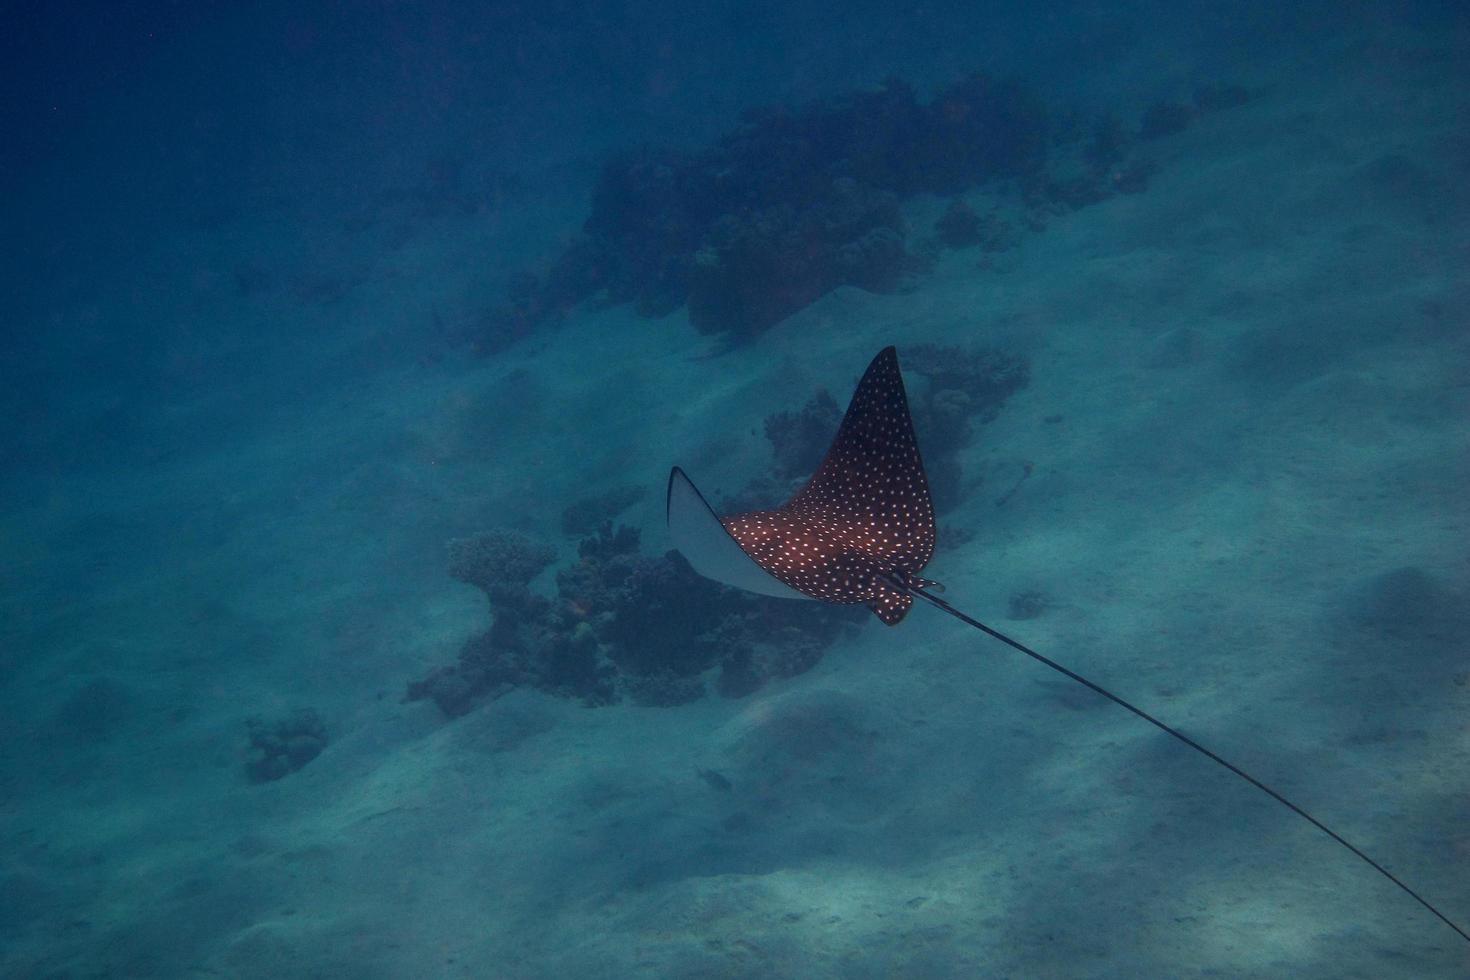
893 576 1470 945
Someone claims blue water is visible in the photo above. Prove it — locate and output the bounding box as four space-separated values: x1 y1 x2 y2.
4 2 1469 976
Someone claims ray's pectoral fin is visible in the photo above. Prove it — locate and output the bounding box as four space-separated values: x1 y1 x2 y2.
868 580 915 625
667 346 937 625
666 466 811 601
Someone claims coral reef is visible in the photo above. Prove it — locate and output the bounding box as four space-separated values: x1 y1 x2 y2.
685 178 918 337
245 709 327 783
1134 85 1256 144
763 389 841 481
410 342 1031 719
1138 101 1195 140
934 199 1022 252
409 522 860 718
904 344 1030 443
561 484 647 537
447 529 556 600
899 344 1031 511
471 71 1233 350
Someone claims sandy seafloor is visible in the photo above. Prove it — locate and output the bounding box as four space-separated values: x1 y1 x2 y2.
2 3 1468 977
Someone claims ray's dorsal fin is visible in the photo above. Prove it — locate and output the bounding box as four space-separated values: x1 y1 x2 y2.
665 345 1470 947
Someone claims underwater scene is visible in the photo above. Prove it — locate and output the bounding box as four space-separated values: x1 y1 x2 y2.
3 1 1468 976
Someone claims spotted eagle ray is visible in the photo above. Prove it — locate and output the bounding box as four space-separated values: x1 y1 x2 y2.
667 345 1468 944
